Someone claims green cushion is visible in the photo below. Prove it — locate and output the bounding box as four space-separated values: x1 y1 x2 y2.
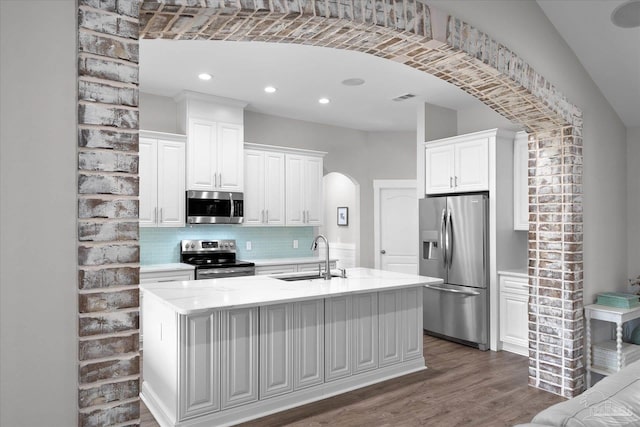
631 325 640 345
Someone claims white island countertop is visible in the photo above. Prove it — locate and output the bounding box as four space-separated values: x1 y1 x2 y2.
141 267 443 314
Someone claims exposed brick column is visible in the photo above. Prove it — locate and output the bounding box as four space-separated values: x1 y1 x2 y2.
77 1 141 425
527 127 584 397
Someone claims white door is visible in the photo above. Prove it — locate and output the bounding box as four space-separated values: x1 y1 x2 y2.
157 139 185 227
187 118 216 191
454 138 489 192
264 151 286 225
243 150 265 225
139 137 158 227
216 122 243 192
374 180 418 274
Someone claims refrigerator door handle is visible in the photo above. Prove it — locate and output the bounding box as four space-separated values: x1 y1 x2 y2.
424 284 481 296
440 208 448 268
446 208 453 267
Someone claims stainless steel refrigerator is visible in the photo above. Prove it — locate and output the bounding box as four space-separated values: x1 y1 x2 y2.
419 193 489 350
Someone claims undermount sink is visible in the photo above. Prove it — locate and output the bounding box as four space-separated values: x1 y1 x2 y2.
273 273 341 281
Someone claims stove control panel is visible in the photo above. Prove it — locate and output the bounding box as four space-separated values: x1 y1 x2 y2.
181 239 237 253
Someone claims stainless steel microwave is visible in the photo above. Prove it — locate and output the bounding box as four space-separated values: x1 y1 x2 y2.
185 190 244 224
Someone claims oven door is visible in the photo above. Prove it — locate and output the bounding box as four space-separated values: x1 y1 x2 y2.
196 266 255 280
186 190 244 224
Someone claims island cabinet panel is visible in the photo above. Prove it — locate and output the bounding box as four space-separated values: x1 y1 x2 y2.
378 290 403 367
178 311 221 420
325 295 353 381
402 287 423 360
352 293 379 374
294 300 324 390
259 304 294 399
221 307 258 409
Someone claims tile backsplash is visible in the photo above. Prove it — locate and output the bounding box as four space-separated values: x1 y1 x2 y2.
140 225 316 264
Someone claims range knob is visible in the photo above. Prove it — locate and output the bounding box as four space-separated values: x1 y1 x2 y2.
190 243 195 249
229 242 234 248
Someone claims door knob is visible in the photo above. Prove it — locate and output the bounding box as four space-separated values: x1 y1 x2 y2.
380 250 386 254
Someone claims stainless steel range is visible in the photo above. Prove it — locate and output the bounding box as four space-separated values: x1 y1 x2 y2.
180 239 255 280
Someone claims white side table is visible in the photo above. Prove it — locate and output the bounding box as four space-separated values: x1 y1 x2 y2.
584 304 640 388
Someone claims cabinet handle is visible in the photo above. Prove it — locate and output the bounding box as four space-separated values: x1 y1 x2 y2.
266 209 269 223
302 210 306 223
450 177 453 188
218 173 222 188
455 176 458 187
213 173 217 187
159 208 163 223
261 209 265 223
154 207 157 223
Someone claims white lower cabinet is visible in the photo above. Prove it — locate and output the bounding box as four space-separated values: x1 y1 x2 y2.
254 261 337 276
259 304 294 399
499 272 529 356
325 295 352 381
352 293 378 374
293 300 324 390
179 311 220 420
402 287 423 360
221 307 259 409
378 290 403 367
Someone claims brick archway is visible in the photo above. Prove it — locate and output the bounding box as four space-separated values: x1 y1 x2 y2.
76 0 583 424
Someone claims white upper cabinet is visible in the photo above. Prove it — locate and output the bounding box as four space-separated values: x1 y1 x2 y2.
513 131 529 231
139 131 186 227
175 91 246 193
187 118 243 192
286 153 324 226
425 136 489 194
243 147 285 226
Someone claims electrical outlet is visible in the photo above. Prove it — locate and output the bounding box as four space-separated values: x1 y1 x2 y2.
293 239 298 249
246 241 252 251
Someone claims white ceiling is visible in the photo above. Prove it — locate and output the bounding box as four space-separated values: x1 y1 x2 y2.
537 0 640 128
140 2 640 131
139 40 486 132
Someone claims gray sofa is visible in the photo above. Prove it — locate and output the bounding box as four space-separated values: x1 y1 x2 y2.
517 360 640 426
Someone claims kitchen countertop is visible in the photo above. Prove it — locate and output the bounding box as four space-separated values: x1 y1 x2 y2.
141 267 443 314
140 263 195 274
497 269 528 279
246 256 339 266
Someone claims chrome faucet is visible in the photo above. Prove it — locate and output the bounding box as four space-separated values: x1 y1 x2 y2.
311 234 331 280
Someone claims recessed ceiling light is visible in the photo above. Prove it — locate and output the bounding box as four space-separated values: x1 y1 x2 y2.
341 78 365 86
611 0 640 28
264 86 277 93
318 98 330 104
198 73 212 81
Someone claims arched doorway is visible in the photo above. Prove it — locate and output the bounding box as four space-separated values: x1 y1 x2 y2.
76 1 584 422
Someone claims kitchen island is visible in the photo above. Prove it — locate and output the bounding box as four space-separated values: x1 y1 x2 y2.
141 268 443 427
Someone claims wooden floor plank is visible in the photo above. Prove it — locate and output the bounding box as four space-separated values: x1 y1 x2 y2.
140 335 564 426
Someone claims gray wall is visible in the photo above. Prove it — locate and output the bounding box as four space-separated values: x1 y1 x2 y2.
428 0 629 304
628 127 640 280
140 92 178 133
244 111 416 268
0 1 77 426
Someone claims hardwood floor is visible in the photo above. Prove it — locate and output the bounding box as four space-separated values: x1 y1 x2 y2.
141 335 565 426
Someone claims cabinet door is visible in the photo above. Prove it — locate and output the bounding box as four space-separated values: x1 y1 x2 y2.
260 304 294 399
352 293 378 374
454 138 489 192
513 132 529 231
157 139 185 227
402 287 423 361
425 145 454 194
179 311 220 420
264 151 286 225
294 300 324 390
188 119 217 191
139 137 158 227
243 150 265 226
216 122 243 192
499 276 529 355
285 154 305 226
325 295 352 381
304 156 324 225
221 307 258 409
378 290 402 367
254 265 297 276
